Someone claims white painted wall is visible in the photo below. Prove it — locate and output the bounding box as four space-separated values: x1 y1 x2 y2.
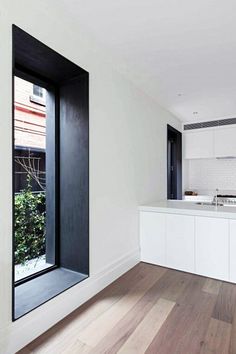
184 158 236 195
0 1 181 353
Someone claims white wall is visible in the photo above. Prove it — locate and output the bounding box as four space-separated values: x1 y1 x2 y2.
184 158 236 195
0 1 181 353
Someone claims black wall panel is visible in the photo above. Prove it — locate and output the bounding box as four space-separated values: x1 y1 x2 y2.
60 76 89 274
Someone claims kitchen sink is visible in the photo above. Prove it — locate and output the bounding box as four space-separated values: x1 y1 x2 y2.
195 202 236 207
195 202 224 206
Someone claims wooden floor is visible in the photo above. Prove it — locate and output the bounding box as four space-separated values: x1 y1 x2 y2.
18 262 236 354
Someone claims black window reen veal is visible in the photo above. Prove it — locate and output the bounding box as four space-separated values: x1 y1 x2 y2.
13 25 89 320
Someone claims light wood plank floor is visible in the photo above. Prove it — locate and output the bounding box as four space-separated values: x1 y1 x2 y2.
17 263 236 354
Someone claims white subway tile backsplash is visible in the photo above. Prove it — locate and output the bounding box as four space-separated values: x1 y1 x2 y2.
185 159 236 195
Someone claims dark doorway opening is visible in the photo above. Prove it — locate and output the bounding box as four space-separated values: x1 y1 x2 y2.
167 125 182 200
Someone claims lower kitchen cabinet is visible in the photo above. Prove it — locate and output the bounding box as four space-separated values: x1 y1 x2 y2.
166 214 195 272
140 211 166 266
140 210 234 283
195 216 229 281
230 220 236 283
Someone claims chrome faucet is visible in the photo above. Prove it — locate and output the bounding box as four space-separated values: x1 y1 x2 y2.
213 188 219 207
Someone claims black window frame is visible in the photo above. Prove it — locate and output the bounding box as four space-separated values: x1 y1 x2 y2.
33 84 44 98
30 83 46 106
12 25 89 321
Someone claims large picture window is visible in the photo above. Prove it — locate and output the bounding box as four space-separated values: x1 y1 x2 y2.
14 75 56 283
13 25 89 320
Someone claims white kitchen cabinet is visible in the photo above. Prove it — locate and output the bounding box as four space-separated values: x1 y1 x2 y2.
140 211 166 266
166 214 195 272
184 129 214 159
139 206 236 283
214 126 236 157
195 217 229 281
230 220 236 282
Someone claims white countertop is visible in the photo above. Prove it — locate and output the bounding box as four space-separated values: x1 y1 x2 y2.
183 195 213 202
139 200 236 219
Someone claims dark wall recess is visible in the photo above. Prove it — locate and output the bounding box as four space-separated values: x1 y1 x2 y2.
60 77 89 274
13 25 89 320
167 125 182 200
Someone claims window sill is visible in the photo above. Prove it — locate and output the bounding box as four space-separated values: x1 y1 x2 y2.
29 94 46 106
14 268 88 320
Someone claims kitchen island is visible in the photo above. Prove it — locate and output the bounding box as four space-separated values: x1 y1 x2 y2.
140 200 236 219
139 200 236 283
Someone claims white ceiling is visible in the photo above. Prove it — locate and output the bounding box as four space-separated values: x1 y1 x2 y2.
60 0 236 122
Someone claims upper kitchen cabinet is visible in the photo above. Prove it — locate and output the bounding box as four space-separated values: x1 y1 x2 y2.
214 126 236 158
183 124 236 159
183 129 214 159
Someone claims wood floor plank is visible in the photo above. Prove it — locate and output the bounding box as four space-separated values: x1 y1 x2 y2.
27 325 93 354
146 292 217 354
18 264 236 354
55 340 92 354
200 318 231 354
155 268 192 302
23 294 122 353
18 263 147 354
62 340 92 354
202 278 222 295
117 298 175 354
90 268 191 353
229 305 236 354
212 282 236 323
177 273 206 306
28 338 92 354
64 340 92 354
90 288 160 354
16 348 32 354
77 266 166 347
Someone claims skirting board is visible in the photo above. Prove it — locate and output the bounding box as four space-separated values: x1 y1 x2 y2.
2 248 140 354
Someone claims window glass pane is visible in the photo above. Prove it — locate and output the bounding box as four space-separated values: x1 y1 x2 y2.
33 84 44 98
14 76 55 282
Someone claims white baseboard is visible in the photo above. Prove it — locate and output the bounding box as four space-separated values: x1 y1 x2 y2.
3 248 140 354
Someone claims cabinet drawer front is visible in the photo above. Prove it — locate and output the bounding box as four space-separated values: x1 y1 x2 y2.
196 217 229 281
184 130 214 159
140 212 165 266
230 220 236 282
166 214 195 272
215 127 236 157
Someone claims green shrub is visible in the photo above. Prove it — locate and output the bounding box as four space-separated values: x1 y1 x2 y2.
14 176 46 265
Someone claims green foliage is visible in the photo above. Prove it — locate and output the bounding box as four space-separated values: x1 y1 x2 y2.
14 176 46 265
